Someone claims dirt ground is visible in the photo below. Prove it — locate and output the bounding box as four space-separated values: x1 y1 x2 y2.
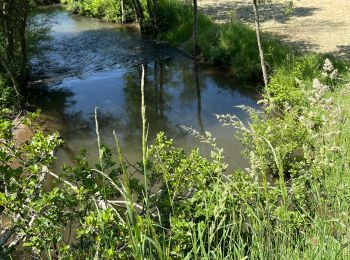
199 0 350 59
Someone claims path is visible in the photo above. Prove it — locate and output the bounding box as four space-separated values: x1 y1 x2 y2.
199 0 350 58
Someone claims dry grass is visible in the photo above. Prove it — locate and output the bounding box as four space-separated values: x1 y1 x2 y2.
199 0 350 58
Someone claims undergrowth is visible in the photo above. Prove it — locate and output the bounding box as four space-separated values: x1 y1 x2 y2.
0 74 16 117
157 0 289 79
61 0 135 22
1 57 350 258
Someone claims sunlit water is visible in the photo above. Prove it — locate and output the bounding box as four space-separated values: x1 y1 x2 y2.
30 8 260 173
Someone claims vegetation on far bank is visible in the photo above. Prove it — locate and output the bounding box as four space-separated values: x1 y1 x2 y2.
1 0 350 258
0 0 51 115
61 0 291 79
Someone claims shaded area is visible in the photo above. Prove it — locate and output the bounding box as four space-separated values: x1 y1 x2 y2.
333 45 350 60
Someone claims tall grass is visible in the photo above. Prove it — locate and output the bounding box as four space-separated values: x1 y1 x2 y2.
3 56 350 258
80 58 350 258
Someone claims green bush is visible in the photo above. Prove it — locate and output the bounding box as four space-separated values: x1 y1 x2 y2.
267 54 349 108
3 58 350 257
0 74 16 116
157 0 290 79
63 0 135 22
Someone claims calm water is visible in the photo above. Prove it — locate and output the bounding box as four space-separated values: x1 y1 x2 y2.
30 9 260 172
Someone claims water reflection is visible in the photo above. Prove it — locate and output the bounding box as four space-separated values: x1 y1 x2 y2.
30 9 260 172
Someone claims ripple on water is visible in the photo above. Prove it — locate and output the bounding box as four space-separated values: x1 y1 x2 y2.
30 9 260 173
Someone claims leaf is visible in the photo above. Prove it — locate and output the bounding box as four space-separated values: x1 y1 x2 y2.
0 192 6 205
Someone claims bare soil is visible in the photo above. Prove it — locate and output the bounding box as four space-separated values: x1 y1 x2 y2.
199 0 350 58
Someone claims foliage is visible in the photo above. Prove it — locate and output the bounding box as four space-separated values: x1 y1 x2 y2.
2 58 350 258
0 111 63 256
2 1 350 258
0 75 16 117
0 0 53 107
267 53 349 108
62 0 135 22
157 0 290 79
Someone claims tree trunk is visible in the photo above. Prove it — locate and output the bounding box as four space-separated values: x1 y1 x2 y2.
131 0 144 35
152 0 158 32
193 0 199 56
252 0 268 88
194 63 204 134
19 17 29 88
120 0 125 24
146 0 155 32
3 2 14 61
0 56 22 107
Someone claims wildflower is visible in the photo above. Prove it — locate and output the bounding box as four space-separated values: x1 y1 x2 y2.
329 68 339 80
323 58 334 73
205 131 212 138
324 97 333 105
312 79 329 99
308 97 317 105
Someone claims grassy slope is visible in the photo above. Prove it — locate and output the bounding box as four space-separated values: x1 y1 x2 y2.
157 0 290 80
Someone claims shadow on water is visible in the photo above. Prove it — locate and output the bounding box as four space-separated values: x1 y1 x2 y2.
29 9 260 172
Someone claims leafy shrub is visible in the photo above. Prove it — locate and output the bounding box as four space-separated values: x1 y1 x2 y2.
157 0 194 44
267 54 349 108
0 74 16 116
63 0 135 22
157 1 289 79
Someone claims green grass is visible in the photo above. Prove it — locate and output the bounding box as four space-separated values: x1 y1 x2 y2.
267 53 350 108
157 0 290 80
0 74 16 117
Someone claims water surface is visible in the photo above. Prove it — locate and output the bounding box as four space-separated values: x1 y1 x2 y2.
30 9 260 171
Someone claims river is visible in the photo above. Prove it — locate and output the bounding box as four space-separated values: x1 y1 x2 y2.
29 8 259 173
